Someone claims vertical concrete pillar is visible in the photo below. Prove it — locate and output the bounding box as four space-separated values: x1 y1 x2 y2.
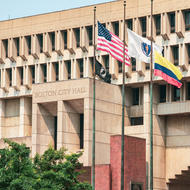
0 100 5 139
19 97 32 137
57 100 64 150
32 103 38 157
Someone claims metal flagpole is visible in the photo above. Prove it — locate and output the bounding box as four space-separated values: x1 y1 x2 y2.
92 6 96 190
121 1 126 190
150 0 154 190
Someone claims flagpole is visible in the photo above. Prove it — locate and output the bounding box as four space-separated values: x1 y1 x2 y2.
121 1 126 190
92 6 96 190
150 0 153 190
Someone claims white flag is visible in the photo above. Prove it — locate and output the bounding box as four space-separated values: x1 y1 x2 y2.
127 29 163 63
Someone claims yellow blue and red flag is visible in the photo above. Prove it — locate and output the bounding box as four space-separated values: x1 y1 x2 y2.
154 52 182 88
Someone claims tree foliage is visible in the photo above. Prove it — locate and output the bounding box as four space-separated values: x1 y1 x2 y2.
0 139 91 190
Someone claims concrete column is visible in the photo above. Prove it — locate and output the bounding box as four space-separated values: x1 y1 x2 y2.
32 103 38 157
19 97 32 137
0 100 5 139
61 101 80 152
57 100 64 150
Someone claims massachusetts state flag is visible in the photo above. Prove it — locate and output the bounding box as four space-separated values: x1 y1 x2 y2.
128 29 163 63
154 52 182 88
97 21 130 66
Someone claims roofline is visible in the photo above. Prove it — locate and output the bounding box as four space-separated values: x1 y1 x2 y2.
0 0 117 23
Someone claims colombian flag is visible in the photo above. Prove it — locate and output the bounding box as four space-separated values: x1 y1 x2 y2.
154 52 182 88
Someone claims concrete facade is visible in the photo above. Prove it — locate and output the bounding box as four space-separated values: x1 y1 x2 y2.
0 0 190 189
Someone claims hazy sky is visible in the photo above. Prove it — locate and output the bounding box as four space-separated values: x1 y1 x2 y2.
0 0 113 21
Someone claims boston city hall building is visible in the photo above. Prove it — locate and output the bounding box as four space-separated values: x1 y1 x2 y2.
1 0 190 189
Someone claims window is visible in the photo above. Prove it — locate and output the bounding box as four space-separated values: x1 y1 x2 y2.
42 64 47 82
169 12 175 33
130 117 143 126
78 59 83 78
86 26 93 46
132 88 139 105
103 55 109 72
19 67 24 85
80 114 84 149
184 10 190 31
14 38 19 56
26 36 31 55
54 62 59 81
30 65 35 84
154 14 161 35
140 17 146 37
65 60 71 79
2 39 8 58
118 61 122 73
162 48 165 57
159 85 166 103
146 63 150 70
171 45 179 66
37 34 43 53
112 21 119 36
74 28 80 48
49 32 55 51
131 57 136 71
186 82 190 100
186 44 190 64
126 19 133 30
61 30 67 49
173 86 180 101
7 68 12 86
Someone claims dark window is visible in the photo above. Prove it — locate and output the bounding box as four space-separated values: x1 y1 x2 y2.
8 69 12 86
130 117 143 126
42 64 47 82
186 44 190 64
37 34 43 53
118 61 122 73
49 32 55 51
103 55 109 73
169 12 175 33
159 85 166 103
26 36 31 55
86 26 93 46
184 10 190 31
131 183 143 190
162 48 165 57
146 63 150 70
173 86 180 101
140 17 146 37
187 82 190 100
80 114 84 149
14 38 19 56
78 59 83 78
54 63 59 81
132 88 139 105
74 28 80 48
19 67 24 85
30 65 35 84
61 30 67 49
126 19 133 30
171 45 179 66
112 21 119 36
154 14 161 35
65 60 71 79
2 39 8 58
131 57 136 71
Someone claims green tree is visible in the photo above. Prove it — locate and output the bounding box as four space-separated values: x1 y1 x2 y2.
0 139 91 190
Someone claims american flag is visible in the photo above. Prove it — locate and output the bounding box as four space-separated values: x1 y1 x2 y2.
97 21 130 66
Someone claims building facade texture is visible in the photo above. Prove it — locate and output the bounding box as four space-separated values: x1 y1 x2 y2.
0 0 190 189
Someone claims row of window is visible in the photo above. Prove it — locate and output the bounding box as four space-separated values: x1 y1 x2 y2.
1 9 190 60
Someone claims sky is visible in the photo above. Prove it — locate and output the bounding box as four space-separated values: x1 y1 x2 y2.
0 0 114 21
